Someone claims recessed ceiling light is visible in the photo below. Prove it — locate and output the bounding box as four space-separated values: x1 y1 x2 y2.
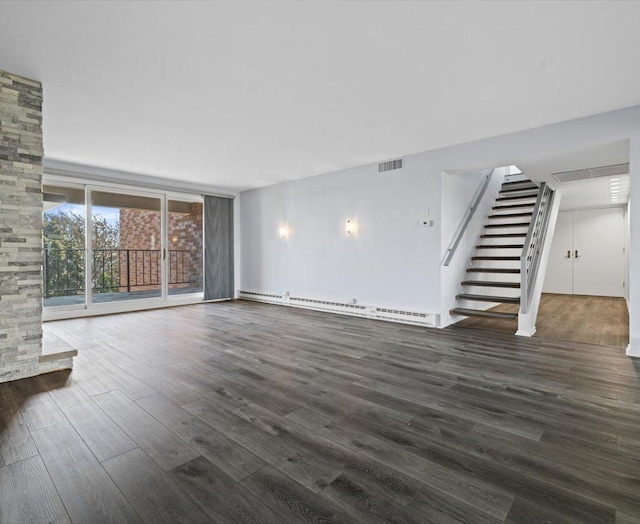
610 178 620 182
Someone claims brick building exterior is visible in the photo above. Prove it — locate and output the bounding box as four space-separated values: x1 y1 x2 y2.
118 202 203 292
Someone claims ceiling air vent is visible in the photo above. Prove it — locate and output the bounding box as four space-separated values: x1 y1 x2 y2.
552 163 629 183
590 163 630 178
378 158 403 173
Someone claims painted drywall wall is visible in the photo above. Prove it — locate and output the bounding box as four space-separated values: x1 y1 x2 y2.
239 105 640 347
239 159 440 312
626 200 631 303
628 138 640 357
440 167 506 327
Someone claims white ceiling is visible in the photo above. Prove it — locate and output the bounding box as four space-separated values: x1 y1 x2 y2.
1 1 640 192
518 140 630 210
556 174 630 211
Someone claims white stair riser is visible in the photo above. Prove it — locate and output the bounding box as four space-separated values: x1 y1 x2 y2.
470 260 520 269
465 272 520 282
483 226 529 236
474 248 523 256
461 286 520 298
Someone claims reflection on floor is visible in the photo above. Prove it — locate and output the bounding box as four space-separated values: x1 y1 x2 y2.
453 293 629 347
43 286 202 308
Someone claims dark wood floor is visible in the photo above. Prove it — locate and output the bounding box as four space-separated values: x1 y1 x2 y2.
454 293 630 347
2 300 640 523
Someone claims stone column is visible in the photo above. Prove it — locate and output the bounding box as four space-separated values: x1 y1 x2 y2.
0 69 73 382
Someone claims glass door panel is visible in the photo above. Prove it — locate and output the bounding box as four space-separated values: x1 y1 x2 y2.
167 199 203 296
43 183 86 307
90 189 163 303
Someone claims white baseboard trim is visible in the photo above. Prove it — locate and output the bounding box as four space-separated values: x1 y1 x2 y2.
626 344 640 358
238 291 438 328
516 327 536 337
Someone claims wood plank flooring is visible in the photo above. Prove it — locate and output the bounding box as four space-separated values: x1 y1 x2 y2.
454 293 630 347
1 300 640 523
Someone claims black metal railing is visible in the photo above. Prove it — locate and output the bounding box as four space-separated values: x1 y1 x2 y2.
43 248 192 298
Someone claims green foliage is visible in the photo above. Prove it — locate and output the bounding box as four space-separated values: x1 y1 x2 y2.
43 210 120 297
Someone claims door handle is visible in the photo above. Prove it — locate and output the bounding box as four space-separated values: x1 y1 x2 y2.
575 250 580 258
565 250 571 259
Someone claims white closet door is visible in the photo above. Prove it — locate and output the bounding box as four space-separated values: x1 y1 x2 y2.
543 211 574 294
573 207 625 297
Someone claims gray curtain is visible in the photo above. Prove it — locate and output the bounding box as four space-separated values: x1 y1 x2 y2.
204 196 234 300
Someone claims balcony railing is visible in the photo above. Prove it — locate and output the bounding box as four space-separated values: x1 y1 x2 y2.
43 248 193 298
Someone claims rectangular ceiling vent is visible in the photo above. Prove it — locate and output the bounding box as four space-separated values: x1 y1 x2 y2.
378 158 404 173
552 163 629 183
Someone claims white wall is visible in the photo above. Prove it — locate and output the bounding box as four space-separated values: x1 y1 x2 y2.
629 137 640 357
626 200 631 303
239 105 640 351
439 167 505 327
240 159 441 312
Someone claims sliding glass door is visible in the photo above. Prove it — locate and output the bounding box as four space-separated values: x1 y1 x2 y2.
43 182 86 307
43 178 204 315
90 189 163 304
168 198 203 297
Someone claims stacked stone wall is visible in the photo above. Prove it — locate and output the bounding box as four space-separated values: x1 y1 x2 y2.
0 70 44 383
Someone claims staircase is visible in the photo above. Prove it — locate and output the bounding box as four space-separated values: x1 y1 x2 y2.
450 175 539 322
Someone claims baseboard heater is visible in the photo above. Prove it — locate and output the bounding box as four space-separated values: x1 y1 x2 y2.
238 291 438 327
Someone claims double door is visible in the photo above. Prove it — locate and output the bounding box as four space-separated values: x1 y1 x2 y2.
543 207 625 297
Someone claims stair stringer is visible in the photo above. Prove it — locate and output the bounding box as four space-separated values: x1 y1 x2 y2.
516 191 562 336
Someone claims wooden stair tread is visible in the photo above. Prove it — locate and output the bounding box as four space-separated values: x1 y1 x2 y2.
502 180 532 186
476 244 524 249
493 203 535 210
467 268 520 273
456 294 520 304
472 256 520 261
450 308 518 320
481 233 527 238
488 212 533 219
485 222 530 228
461 280 521 288
496 194 538 202
499 185 538 193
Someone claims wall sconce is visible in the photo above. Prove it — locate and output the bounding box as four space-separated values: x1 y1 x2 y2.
345 219 357 235
279 224 289 238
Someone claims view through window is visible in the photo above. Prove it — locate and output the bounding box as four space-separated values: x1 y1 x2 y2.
43 182 204 309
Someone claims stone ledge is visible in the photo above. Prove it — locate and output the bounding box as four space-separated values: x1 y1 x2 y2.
39 349 78 364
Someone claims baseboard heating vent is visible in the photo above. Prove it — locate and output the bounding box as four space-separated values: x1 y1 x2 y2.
238 291 437 327
374 307 432 326
378 158 403 173
289 296 369 317
238 291 283 304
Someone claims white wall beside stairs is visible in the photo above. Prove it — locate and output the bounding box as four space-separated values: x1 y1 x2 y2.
439 166 508 327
